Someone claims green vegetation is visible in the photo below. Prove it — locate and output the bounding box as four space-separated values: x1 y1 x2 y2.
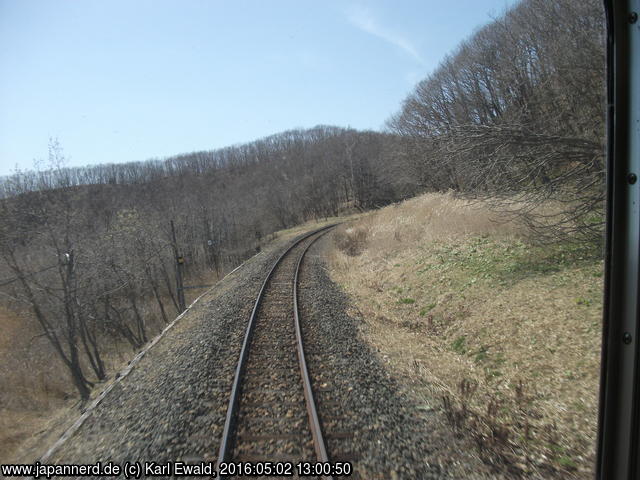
419 303 437 316
418 236 602 291
473 346 489 363
451 336 467 355
398 298 416 305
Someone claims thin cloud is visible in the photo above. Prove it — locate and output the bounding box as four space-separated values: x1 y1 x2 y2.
347 5 424 64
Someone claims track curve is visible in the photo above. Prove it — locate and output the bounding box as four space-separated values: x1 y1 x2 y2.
215 225 336 479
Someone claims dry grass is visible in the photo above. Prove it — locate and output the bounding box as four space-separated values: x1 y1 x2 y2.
0 306 75 463
0 295 181 463
329 192 603 478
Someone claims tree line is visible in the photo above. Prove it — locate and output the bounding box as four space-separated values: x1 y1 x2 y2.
388 0 605 244
0 127 398 399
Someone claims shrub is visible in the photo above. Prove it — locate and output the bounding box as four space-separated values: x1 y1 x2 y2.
334 226 369 256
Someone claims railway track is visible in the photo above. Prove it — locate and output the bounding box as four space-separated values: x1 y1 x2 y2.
215 225 348 479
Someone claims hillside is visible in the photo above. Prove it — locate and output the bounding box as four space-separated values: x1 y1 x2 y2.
329 192 603 478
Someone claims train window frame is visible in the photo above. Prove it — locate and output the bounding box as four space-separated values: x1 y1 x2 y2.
598 1 640 478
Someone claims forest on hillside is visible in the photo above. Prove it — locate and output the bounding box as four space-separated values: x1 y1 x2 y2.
0 0 605 400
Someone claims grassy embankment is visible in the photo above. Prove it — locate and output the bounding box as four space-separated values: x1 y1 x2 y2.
329 192 602 479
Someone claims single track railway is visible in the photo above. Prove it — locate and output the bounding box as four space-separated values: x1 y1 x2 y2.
215 226 342 479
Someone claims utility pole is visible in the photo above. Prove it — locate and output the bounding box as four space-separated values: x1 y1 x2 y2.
170 220 186 312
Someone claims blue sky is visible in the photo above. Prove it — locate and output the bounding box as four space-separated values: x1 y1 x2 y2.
0 0 517 175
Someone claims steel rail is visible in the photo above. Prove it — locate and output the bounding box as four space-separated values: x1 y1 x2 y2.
293 229 334 480
215 224 336 478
